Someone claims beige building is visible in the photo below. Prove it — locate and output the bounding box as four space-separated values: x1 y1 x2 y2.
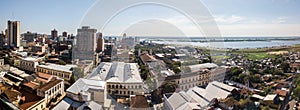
20 57 39 72
36 74 64 104
36 63 73 81
7 20 21 47
87 62 144 97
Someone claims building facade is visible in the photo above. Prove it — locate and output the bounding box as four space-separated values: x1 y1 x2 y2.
96 33 104 53
7 20 21 47
23 31 37 43
36 63 73 81
20 57 39 72
51 29 58 40
73 26 97 61
37 77 64 104
87 62 144 97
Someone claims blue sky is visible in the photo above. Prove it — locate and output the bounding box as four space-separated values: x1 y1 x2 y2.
0 0 299 36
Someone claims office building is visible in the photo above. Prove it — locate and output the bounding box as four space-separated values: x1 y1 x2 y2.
51 29 58 39
23 31 37 43
96 33 104 53
73 26 97 61
7 20 21 47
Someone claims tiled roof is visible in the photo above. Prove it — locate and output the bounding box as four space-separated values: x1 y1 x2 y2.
38 78 63 92
130 95 149 109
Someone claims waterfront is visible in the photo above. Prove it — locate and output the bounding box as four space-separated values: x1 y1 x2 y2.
141 37 300 49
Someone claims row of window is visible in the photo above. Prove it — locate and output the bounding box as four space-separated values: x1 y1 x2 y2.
37 67 70 79
107 84 142 89
178 75 209 84
45 82 62 96
108 90 134 95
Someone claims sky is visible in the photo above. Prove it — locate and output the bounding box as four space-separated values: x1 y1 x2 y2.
0 0 300 37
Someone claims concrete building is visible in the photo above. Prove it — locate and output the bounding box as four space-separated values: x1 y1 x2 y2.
66 78 106 103
7 20 21 47
51 29 58 39
20 57 40 72
36 63 73 82
73 26 97 61
62 31 67 37
87 62 144 97
23 31 37 43
0 32 4 48
31 44 46 53
36 74 64 104
96 33 104 53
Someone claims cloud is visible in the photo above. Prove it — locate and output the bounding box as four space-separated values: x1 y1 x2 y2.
214 15 245 24
272 17 288 24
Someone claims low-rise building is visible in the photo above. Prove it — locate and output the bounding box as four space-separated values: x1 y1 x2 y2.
20 57 40 72
163 81 238 110
36 63 73 82
87 62 144 97
66 78 106 103
36 74 64 104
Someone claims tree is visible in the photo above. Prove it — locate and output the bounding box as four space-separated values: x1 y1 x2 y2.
161 82 177 94
280 62 290 73
56 60 66 65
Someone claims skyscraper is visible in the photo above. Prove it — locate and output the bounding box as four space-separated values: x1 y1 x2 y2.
73 26 97 61
96 33 104 53
7 20 21 47
51 29 58 39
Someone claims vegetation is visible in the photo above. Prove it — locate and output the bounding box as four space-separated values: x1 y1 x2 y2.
160 82 177 94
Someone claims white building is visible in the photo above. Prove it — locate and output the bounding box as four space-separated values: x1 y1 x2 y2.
87 62 144 97
163 81 238 110
73 26 97 61
36 76 65 104
20 57 39 72
66 78 106 103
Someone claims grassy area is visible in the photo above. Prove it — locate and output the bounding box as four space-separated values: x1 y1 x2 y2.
244 53 275 60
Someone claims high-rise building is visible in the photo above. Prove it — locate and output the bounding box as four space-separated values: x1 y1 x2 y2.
62 31 67 37
51 29 58 39
96 33 104 53
7 20 21 47
73 26 97 61
0 32 4 48
23 31 37 43
121 33 127 49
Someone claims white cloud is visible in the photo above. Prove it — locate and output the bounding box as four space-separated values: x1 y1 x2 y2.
272 17 288 24
214 15 245 24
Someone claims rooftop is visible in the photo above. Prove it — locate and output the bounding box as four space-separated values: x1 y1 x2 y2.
87 62 143 83
38 77 63 92
37 63 73 73
66 78 105 95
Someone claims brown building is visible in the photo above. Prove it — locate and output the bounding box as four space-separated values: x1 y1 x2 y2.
51 29 58 39
96 33 104 53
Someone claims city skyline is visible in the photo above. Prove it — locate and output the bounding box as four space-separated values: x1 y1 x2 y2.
0 0 300 36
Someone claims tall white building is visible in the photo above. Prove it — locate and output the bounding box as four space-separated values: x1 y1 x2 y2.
73 26 97 61
7 20 21 47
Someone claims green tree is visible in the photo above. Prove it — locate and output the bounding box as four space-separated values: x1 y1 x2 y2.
161 82 177 94
280 62 290 73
